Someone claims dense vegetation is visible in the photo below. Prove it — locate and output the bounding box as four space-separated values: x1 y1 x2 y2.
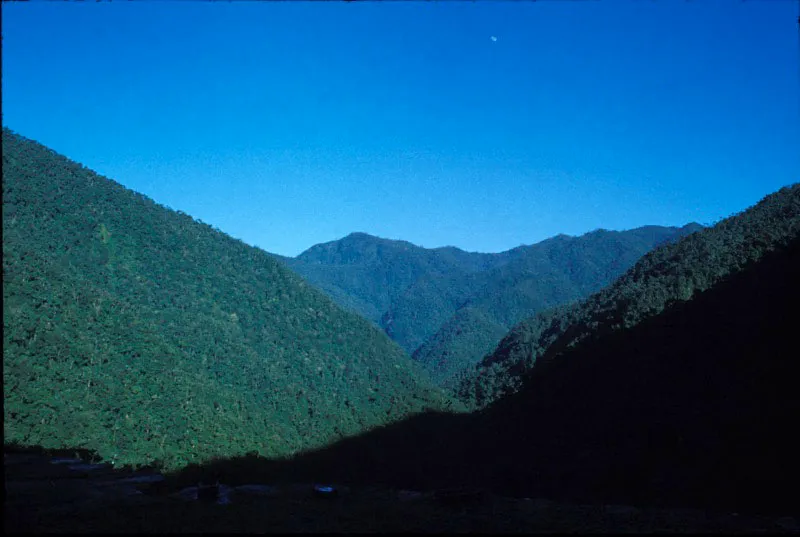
281 224 700 386
4 126 797 521
410 224 700 384
412 307 509 387
456 183 800 409
218 223 799 516
279 232 481 325
2 127 461 472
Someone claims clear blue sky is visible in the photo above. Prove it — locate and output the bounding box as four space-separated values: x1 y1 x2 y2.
3 1 798 257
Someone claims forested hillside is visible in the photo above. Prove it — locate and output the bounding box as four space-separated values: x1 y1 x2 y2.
2 127 460 471
412 307 509 386
470 231 800 514
408 224 701 384
456 183 800 409
281 224 700 385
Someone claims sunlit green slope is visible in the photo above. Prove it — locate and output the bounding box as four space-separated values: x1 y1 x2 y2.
2 127 460 471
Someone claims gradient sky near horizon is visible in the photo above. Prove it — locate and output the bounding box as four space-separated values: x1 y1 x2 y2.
3 1 798 257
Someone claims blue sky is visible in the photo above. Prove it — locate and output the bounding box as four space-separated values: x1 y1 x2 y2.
3 1 798 257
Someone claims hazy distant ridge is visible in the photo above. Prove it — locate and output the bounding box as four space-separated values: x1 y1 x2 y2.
280 224 702 385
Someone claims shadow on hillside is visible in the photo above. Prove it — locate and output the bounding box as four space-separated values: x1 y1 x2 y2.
151 234 800 518
4 411 484 493
7 237 800 520
6 392 800 520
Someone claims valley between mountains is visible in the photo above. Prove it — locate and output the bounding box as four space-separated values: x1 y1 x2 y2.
277 223 702 387
4 126 799 530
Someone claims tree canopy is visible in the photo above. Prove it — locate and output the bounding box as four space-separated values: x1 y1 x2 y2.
2 127 462 471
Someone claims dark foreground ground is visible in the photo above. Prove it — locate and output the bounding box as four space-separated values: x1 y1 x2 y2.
5 449 798 534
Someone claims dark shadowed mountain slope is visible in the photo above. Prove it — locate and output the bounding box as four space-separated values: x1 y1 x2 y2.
240 232 800 518
2 127 460 471
472 232 800 514
456 183 800 409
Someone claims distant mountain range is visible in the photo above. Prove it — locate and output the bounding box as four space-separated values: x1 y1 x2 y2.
277 224 703 385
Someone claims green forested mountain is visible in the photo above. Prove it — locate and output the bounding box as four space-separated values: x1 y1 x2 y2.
279 224 700 385
279 231 512 326
408 224 701 383
459 225 703 329
2 127 460 471
456 183 800 409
